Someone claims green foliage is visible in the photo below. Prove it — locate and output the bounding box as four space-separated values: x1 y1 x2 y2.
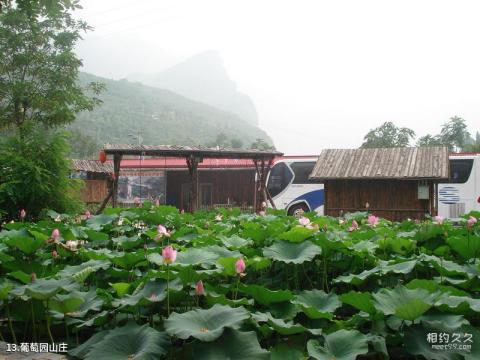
0 207 478 358
0 125 83 220
249 138 276 151
361 121 415 148
0 0 103 130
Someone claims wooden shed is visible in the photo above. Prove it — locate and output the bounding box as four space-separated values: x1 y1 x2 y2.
309 147 450 221
71 160 113 204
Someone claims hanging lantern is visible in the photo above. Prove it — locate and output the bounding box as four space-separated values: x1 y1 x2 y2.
99 150 107 163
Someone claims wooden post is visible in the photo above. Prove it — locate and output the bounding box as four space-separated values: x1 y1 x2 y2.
186 155 200 212
253 158 273 211
112 154 122 208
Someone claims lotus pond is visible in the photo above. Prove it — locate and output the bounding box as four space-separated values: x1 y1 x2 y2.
0 205 479 359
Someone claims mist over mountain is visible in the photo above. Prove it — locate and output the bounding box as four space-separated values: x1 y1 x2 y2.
69 72 272 158
129 50 259 125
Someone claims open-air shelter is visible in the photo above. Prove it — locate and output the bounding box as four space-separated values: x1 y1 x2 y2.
100 144 283 212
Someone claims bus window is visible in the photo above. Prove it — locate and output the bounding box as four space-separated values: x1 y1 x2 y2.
450 159 474 183
291 162 316 184
267 162 293 197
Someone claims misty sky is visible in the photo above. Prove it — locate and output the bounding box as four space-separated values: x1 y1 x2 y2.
75 0 480 154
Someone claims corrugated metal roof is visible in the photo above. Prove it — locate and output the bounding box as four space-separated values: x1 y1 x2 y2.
310 147 449 180
103 144 282 159
71 160 113 173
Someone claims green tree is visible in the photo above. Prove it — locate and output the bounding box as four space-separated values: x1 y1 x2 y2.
361 122 415 148
463 131 480 152
416 134 443 147
0 0 103 130
0 125 83 220
249 138 275 151
439 116 470 152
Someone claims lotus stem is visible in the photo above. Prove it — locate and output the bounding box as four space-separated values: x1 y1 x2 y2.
30 300 37 342
234 276 240 301
45 300 54 344
6 303 17 344
166 263 170 316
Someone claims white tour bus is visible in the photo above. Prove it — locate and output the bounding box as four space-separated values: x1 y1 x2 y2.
438 153 480 219
268 153 480 219
266 156 324 216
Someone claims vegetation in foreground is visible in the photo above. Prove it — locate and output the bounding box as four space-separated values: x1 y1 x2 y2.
0 206 479 359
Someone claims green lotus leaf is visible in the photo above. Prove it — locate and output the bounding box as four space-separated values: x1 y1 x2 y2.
0 281 13 300
340 291 376 314
218 235 253 249
270 343 306 360
192 329 269 360
110 251 145 269
85 214 117 230
206 292 254 307
80 248 114 261
67 290 104 318
307 329 368 360
175 248 219 267
436 295 480 313
3 229 45 255
164 304 249 341
292 290 341 319
84 229 109 242
59 260 111 280
82 323 169 360
110 282 130 297
8 270 31 284
246 256 271 271
406 279 470 297
11 278 73 300
238 284 293 306
419 313 469 330
263 240 321 264
252 312 307 335
111 235 142 250
333 266 379 285
446 234 480 261
373 285 440 321
112 279 182 308
278 226 315 243
366 334 388 359
49 292 85 314
202 245 241 259
68 331 108 359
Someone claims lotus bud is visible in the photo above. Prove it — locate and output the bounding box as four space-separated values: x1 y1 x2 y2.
162 245 177 264
235 258 246 275
51 228 60 240
85 210 91 219
348 220 359 232
52 250 58 259
155 199 160 207
258 210 266 216
20 209 26 220
31 272 37 283
195 280 205 296
433 215 444 225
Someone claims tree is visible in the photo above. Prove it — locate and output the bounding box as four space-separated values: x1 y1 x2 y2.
0 0 103 131
463 131 480 152
361 122 415 148
416 134 443 147
439 116 470 152
249 138 275 151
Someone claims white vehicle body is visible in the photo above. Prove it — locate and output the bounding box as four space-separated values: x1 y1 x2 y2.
438 153 480 219
266 156 324 215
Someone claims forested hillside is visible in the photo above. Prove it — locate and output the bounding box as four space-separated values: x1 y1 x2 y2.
69 73 272 158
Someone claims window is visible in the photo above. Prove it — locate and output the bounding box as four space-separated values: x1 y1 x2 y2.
449 159 473 183
291 162 316 184
267 162 293 197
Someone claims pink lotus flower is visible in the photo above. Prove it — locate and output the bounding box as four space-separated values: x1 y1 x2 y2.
66 240 78 251
367 215 379 227
434 215 444 225
349 220 359 232
52 250 58 259
235 258 246 275
299 216 311 226
20 209 26 220
162 245 177 264
84 210 91 219
134 197 141 206
258 211 266 217
51 228 60 240
467 216 477 228
155 199 160 207
155 224 170 241
195 280 205 296
261 201 267 210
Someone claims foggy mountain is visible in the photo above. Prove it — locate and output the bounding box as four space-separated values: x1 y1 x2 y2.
69 72 272 158
129 50 259 125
